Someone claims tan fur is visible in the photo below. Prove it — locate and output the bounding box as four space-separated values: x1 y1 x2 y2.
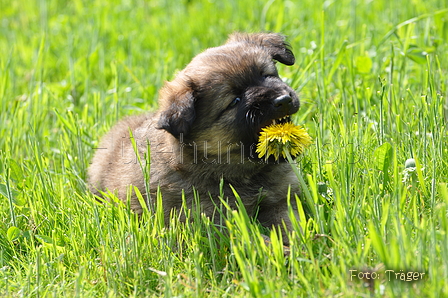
88 33 303 244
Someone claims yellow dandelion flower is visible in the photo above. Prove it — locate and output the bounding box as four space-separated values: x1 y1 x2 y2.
256 122 312 160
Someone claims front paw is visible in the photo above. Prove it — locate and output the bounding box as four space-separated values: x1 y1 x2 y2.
260 234 291 256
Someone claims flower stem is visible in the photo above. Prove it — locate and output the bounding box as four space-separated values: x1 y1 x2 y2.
283 149 316 218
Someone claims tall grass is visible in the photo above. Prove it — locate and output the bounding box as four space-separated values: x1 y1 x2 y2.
1 0 447 296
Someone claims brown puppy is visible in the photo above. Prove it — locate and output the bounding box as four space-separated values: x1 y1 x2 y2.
88 33 302 244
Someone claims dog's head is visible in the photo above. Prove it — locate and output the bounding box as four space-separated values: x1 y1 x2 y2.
157 33 300 160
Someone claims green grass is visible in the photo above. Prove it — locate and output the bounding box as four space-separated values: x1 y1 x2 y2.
1 0 448 296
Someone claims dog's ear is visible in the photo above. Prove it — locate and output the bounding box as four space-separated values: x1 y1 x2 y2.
227 33 295 65
157 81 196 138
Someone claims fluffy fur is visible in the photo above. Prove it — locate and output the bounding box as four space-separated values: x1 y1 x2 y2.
88 32 302 244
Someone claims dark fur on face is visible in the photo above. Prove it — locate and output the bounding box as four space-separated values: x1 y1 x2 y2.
88 33 303 245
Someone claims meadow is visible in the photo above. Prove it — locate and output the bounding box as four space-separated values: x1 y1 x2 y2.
1 0 448 296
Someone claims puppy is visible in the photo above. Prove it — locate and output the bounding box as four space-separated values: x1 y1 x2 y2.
88 33 302 244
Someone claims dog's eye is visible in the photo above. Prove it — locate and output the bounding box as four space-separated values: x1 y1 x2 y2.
228 97 241 108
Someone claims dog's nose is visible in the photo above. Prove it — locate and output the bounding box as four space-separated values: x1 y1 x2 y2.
273 95 292 108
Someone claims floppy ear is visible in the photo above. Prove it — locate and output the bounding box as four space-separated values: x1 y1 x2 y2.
157 83 196 138
227 33 295 66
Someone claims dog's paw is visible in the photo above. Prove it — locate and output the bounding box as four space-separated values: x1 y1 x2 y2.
260 233 291 256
